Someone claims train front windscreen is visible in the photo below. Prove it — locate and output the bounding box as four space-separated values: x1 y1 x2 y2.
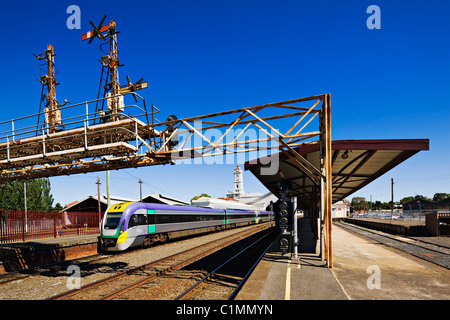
104 212 123 229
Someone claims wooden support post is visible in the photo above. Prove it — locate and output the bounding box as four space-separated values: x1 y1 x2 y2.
319 93 332 268
325 93 332 267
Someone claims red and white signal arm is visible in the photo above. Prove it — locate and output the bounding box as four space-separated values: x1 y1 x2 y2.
82 24 109 41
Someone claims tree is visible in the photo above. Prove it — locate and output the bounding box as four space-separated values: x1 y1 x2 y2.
399 196 414 205
0 178 54 211
433 193 450 202
400 194 448 204
351 197 369 212
53 203 64 211
26 178 54 211
414 195 432 202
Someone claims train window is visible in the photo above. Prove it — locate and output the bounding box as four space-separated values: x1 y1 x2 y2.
154 213 224 224
128 215 138 228
138 215 147 225
104 213 122 229
228 213 254 219
147 214 155 225
129 214 147 228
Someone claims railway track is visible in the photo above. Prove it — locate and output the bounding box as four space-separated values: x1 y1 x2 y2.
335 221 450 269
0 237 172 286
0 253 107 285
175 229 276 300
48 223 274 300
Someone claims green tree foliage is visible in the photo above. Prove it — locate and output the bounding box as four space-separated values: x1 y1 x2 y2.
400 194 440 204
0 178 54 211
432 193 450 202
413 194 432 202
351 197 369 212
370 200 391 210
53 203 64 211
399 196 415 205
353 193 449 213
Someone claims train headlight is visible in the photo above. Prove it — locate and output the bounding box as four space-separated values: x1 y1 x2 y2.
119 220 125 235
116 220 127 244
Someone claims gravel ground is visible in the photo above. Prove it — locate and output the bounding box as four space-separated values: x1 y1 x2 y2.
0 225 261 300
117 228 276 300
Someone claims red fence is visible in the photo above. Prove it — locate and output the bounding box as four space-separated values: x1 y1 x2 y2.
0 211 101 243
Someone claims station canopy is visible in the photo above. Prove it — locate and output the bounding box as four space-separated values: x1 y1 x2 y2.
245 139 429 208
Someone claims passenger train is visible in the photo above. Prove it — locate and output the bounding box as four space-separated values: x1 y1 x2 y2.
98 202 273 252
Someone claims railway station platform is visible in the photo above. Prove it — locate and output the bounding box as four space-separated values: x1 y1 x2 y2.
236 218 450 300
343 217 428 236
0 234 99 273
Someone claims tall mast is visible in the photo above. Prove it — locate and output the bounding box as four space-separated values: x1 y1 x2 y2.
34 44 67 133
82 15 147 122
108 20 121 121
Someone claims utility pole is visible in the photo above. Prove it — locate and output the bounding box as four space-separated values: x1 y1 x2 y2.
138 178 143 202
24 182 27 233
106 170 111 208
23 182 27 214
391 178 394 219
96 176 102 224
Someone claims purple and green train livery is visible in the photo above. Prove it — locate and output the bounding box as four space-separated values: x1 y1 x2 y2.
99 202 273 252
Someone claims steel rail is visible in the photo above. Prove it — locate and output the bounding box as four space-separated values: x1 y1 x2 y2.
228 237 275 300
174 228 276 300
47 223 271 300
100 223 273 300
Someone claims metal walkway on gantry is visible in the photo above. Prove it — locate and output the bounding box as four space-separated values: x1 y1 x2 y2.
0 93 332 183
0 92 164 181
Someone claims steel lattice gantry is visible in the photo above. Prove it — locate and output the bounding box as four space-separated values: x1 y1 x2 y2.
0 93 334 265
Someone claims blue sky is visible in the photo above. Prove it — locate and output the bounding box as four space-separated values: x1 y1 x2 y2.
0 0 449 205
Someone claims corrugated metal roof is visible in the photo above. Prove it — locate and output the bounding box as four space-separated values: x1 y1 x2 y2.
245 139 429 208
141 192 189 205
61 194 136 212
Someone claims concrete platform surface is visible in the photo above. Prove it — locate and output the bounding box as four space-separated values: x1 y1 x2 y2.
347 217 424 227
0 233 99 249
237 219 450 300
332 225 449 299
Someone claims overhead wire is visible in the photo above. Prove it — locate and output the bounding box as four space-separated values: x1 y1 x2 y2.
120 169 188 200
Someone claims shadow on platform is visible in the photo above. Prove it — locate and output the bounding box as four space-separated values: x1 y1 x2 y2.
0 242 65 273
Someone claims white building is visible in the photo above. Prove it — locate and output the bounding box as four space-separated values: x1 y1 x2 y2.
191 197 253 210
192 164 277 210
332 200 350 218
223 164 277 210
226 164 245 199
